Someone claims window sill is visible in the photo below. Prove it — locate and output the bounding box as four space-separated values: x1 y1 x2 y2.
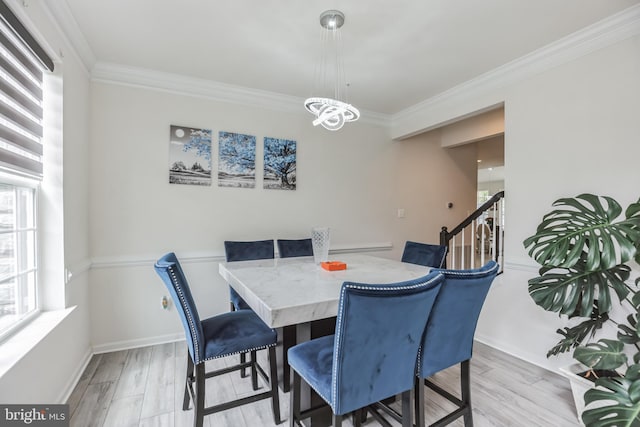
0 307 75 379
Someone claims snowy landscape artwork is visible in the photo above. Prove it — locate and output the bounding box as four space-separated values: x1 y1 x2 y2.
264 137 297 190
169 125 212 185
218 131 256 188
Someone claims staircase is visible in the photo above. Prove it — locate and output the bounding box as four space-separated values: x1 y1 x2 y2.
440 191 504 272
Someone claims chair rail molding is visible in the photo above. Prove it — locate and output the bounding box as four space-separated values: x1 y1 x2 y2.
65 258 92 285
89 242 394 270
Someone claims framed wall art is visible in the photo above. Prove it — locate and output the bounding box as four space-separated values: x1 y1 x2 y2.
218 131 256 188
263 137 296 190
169 125 212 186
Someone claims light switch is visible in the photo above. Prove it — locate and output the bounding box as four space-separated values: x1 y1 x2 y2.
397 208 405 218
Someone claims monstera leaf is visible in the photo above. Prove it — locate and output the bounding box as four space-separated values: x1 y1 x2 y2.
524 194 640 271
574 339 627 371
629 202 640 265
619 314 640 345
547 309 609 357
582 366 640 427
528 259 631 316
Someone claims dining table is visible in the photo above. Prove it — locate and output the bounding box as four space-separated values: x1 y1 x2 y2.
218 253 432 425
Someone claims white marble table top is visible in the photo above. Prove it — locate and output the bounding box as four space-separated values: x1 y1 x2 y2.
218 253 432 328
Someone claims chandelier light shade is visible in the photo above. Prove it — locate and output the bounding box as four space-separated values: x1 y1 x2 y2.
304 10 360 131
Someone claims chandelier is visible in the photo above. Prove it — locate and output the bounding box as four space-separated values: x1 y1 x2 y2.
304 10 360 131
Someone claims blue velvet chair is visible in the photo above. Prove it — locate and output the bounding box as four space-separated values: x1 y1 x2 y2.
154 252 282 427
224 239 275 311
277 238 313 258
415 261 500 427
288 271 445 427
224 240 275 378
401 241 448 268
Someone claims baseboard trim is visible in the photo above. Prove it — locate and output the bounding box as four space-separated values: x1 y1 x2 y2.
60 334 186 404
474 333 562 377
57 347 92 404
92 333 185 354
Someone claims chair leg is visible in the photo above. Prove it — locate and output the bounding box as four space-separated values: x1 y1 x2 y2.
193 363 205 427
415 376 425 427
183 354 194 410
268 346 282 424
461 360 473 427
333 413 342 427
352 409 364 427
251 350 259 390
401 390 412 427
240 352 248 378
290 370 301 427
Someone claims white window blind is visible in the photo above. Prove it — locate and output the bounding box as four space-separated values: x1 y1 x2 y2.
0 0 53 179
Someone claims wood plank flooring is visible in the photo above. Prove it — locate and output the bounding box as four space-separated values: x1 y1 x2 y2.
67 341 580 427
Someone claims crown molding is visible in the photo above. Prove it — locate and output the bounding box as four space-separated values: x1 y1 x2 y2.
391 4 640 138
91 62 391 128
41 2 639 134
41 1 96 73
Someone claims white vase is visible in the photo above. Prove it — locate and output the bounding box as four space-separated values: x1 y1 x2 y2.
311 227 330 264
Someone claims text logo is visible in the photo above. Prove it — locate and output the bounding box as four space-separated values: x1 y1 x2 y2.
1 405 68 426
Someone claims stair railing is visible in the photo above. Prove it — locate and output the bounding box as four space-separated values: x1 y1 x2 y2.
440 191 504 272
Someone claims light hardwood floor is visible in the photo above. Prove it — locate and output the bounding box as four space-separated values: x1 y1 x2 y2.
67 341 580 427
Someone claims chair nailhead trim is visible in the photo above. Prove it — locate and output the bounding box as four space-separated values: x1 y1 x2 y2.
330 273 443 413
199 342 276 364
168 264 201 364
437 262 500 277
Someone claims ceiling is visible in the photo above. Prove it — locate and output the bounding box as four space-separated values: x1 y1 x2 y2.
476 135 504 170
60 0 639 115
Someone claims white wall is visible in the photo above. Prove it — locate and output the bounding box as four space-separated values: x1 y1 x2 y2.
472 35 640 370
87 82 476 350
0 0 92 403
386 20 640 371
390 130 478 245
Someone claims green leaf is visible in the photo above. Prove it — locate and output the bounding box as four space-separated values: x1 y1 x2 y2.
574 339 627 371
547 311 609 357
626 198 640 265
523 194 640 270
627 365 640 381
582 375 640 426
619 314 640 345
528 260 630 316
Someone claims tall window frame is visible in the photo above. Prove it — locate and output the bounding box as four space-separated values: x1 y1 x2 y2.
0 175 37 337
0 0 53 340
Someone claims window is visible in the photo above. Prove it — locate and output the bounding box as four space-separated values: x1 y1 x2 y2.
0 0 53 338
0 181 36 335
477 190 490 207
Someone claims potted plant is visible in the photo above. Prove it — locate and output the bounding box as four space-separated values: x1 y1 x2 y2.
523 194 640 426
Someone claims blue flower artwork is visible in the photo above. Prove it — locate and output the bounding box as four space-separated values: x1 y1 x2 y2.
218 131 256 188
264 137 296 190
169 125 212 186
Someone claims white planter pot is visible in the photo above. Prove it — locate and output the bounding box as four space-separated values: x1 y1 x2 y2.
559 363 608 426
